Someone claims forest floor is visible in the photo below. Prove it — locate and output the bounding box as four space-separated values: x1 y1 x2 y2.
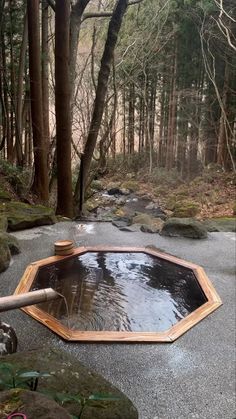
89 167 236 220
0 160 235 219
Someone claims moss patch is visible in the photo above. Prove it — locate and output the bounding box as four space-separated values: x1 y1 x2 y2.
172 200 200 218
203 217 236 232
0 201 56 231
160 218 207 239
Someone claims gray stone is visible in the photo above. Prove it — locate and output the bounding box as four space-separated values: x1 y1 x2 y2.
203 217 236 232
160 217 207 239
0 242 11 273
112 217 133 229
0 349 138 419
0 390 71 419
140 224 159 233
0 232 20 255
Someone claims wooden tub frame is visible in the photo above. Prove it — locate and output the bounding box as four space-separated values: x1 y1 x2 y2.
14 246 222 342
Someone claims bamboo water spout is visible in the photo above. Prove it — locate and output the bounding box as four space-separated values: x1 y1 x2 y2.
0 288 60 313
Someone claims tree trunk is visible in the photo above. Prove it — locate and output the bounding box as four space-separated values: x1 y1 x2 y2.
42 0 50 167
74 0 129 214
27 0 49 202
69 0 90 108
128 82 135 154
15 13 27 166
1 32 12 161
217 61 230 169
55 0 73 217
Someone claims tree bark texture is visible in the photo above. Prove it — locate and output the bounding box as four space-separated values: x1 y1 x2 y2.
27 0 49 202
55 0 73 217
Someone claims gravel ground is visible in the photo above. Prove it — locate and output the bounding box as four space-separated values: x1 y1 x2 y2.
0 221 235 419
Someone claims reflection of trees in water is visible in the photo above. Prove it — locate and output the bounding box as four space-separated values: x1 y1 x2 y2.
144 256 207 315
30 252 207 331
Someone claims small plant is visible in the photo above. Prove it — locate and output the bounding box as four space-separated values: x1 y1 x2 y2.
0 363 51 391
44 391 120 419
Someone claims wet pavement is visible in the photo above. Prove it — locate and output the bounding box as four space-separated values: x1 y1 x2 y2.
0 221 235 419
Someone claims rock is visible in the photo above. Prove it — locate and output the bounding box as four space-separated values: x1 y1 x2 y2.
0 188 11 201
203 217 236 232
0 242 11 273
119 188 130 195
120 180 139 192
0 201 56 231
112 217 133 229
0 232 21 255
172 200 200 218
145 202 160 210
0 349 138 419
0 321 17 355
108 187 121 195
0 390 71 419
0 215 8 231
91 180 104 191
160 218 207 239
133 213 154 225
140 224 159 233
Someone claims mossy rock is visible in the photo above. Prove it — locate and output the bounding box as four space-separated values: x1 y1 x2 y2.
0 188 11 201
133 213 154 225
160 218 207 239
0 215 8 231
172 200 200 218
0 389 71 419
91 180 104 191
121 180 139 192
0 349 138 419
203 217 236 232
0 242 11 273
0 201 56 231
0 232 20 255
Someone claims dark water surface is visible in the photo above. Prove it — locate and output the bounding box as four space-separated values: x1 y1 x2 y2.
31 252 207 332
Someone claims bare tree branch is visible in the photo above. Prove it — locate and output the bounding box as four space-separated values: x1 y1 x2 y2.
128 0 144 5
82 12 113 22
82 0 144 22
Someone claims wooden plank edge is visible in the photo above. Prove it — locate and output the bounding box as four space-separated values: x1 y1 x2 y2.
168 301 222 341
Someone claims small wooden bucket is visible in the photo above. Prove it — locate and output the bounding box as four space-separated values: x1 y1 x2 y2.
54 240 74 256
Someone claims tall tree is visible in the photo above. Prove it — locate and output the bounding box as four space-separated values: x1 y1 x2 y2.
27 0 49 201
74 0 129 213
55 0 73 217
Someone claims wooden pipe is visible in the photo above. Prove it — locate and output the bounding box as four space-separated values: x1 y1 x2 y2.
0 288 61 313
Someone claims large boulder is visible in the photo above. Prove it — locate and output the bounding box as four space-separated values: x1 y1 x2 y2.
203 217 236 232
0 232 20 255
0 201 56 231
0 349 138 419
160 218 207 239
0 390 71 419
0 242 11 273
